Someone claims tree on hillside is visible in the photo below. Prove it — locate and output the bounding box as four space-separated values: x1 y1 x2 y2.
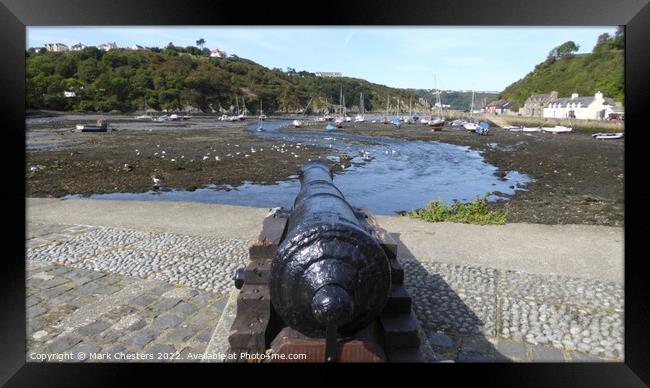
547 41 580 61
196 38 205 50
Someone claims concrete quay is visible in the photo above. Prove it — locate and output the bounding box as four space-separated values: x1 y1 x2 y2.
26 198 624 362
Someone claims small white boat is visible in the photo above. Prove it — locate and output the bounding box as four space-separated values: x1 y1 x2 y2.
292 119 303 128
354 114 365 122
450 119 466 127
136 114 152 120
592 132 624 139
430 117 445 131
464 122 479 131
542 125 573 134
522 126 542 132
76 119 109 132
169 114 181 121
507 126 524 132
345 116 352 122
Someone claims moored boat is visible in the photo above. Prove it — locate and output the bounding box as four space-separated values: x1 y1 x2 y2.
542 125 573 134
522 126 542 132
77 118 109 132
592 132 624 139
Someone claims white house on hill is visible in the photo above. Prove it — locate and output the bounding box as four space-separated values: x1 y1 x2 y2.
543 91 618 120
70 43 87 51
210 48 226 58
98 42 118 51
44 43 69 52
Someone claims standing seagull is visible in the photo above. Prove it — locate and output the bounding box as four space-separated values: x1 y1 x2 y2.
152 175 164 189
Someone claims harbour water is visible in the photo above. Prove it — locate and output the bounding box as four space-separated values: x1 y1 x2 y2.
64 118 530 215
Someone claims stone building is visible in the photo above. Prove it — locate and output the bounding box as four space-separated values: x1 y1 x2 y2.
522 91 558 117
543 91 618 120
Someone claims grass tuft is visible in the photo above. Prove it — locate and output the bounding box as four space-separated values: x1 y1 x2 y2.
405 195 507 225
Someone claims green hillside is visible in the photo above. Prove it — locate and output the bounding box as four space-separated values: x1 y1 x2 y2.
498 29 624 110
26 45 442 115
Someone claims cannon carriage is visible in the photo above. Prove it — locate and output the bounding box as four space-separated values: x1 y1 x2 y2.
228 161 425 362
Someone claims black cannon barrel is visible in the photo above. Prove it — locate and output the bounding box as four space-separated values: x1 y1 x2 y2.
270 161 391 338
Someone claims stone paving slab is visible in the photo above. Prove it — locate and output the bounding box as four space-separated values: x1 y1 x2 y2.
25 222 624 363
26 260 227 363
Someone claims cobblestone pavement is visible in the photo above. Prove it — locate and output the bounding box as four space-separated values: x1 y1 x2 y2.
26 222 623 362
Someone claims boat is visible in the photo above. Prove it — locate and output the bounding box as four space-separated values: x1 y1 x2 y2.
507 126 524 132
334 87 345 128
325 123 336 131
430 117 445 131
542 125 573 134
135 96 152 120
258 100 266 121
430 76 446 131
450 119 466 127
76 118 109 132
293 97 312 128
463 89 477 131
592 132 624 139
355 93 366 122
391 117 402 128
154 114 171 122
382 95 391 124
239 97 248 120
475 121 490 135
169 114 181 121
522 126 542 132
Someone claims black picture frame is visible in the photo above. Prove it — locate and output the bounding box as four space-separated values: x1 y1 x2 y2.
2 0 648 385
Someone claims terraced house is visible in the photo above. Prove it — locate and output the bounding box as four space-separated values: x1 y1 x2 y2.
542 91 618 120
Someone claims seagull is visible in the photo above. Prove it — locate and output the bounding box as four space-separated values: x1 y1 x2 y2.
170 158 176 162
215 156 220 161
152 175 163 188
203 156 209 161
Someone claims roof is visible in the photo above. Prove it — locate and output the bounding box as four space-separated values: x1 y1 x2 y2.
486 99 510 108
547 96 616 107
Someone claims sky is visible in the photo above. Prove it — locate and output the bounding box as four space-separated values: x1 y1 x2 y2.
27 26 618 92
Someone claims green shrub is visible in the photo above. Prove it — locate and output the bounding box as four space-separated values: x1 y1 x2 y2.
406 195 507 225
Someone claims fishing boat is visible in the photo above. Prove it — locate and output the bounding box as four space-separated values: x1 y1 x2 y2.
76 118 109 132
135 96 152 120
592 132 624 139
542 125 573 134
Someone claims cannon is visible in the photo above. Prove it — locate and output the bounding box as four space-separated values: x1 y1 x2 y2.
228 161 425 362
270 161 392 360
